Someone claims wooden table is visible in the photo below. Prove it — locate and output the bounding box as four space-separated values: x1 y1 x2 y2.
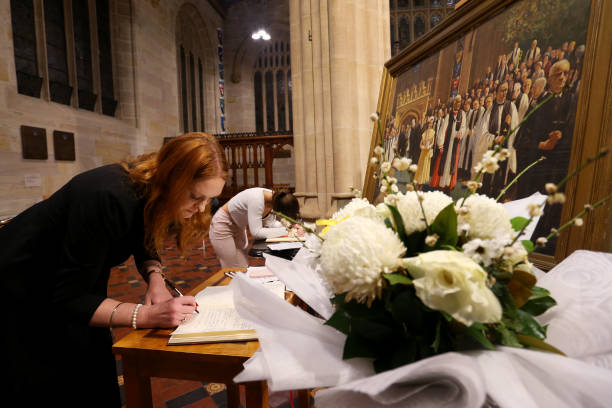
113 268 310 407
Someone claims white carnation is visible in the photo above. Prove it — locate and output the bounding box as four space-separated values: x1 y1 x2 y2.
457 194 513 240
332 198 378 220
319 216 406 305
402 250 502 326
394 191 453 235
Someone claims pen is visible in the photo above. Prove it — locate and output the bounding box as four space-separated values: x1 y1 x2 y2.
164 278 199 313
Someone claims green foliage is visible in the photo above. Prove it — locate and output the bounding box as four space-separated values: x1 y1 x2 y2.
520 286 557 316
429 203 458 248
522 240 536 253
511 216 530 232
383 273 413 286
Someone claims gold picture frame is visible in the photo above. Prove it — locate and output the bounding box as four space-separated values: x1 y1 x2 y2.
364 0 612 269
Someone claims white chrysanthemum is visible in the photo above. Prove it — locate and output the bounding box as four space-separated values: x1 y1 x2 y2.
457 194 513 240
319 216 406 305
332 198 378 220
402 250 502 326
394 191 453 235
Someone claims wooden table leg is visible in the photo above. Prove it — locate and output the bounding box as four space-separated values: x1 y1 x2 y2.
244 381 268 408
226 383 241 408
121 355 153 408
298 389 311 407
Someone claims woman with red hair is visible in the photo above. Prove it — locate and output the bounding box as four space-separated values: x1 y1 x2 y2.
0 133 227 406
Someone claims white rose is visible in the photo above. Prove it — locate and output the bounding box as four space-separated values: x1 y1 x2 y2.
402 250 502 326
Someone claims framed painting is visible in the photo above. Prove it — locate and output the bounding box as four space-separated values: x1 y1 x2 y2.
364 0 612 269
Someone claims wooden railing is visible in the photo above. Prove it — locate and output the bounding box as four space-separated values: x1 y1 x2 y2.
214 131 294 201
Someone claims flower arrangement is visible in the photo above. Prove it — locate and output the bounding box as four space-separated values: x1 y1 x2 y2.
276 110 610 374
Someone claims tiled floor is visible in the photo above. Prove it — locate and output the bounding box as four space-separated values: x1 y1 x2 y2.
109 236 275 408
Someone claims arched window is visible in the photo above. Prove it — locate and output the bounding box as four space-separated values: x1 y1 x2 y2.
9 0 116 115
176 5 214 134
413 0 425 7
414 15 426 39
253 39 292 132
398 0 409 9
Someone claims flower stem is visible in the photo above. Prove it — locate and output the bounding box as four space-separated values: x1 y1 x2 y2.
546 193 612 240
272 211 325 241
496 157 545 202
555 147 610 192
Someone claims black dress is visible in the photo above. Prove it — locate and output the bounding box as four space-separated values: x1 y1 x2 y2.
0 164 157 407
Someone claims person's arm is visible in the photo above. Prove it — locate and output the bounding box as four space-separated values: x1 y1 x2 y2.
247 191 287 239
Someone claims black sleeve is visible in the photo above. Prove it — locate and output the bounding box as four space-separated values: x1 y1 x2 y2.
53 185 132 324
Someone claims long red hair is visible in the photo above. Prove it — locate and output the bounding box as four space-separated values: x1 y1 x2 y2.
122 132 228 254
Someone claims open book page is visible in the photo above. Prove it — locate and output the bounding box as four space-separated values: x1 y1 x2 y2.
265 236 305 243
168 282 285 345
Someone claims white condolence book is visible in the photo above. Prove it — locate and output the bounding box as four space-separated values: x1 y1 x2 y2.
168 280 285 345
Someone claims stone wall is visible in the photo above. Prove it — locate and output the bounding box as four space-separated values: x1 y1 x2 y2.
0 0 222 217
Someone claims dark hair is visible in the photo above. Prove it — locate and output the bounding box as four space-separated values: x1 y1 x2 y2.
272 190 300 220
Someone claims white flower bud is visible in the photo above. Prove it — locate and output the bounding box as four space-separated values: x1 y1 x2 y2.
545 183 557 193
574 218 583 226
409 164 418 173
466 180 480 192
391 184 399 193
425 234 439 247
370 157 378 166
528 203 543 217
369 112 379 122
381 161 391 173
374 146 384 155
536 237 548 247
547 192 566 205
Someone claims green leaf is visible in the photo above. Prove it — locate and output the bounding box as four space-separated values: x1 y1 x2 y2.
522 239 535 253
386 204 408 243
464 323 495 350
493 324 523 348
431 319 442 352
383 273 413 286
343 334 377 359
350 317 396 342
390 289 424 331
515 309 547 339
530 286 551 299
324 310 350 334
403 230 427 256
520 296 557 316
384 218 394 231
511 216 530 232
429 203 458 247
516 334 566 356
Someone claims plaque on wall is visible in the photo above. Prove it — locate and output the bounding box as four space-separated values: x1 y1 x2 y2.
20 125 48 160
53 130 76 161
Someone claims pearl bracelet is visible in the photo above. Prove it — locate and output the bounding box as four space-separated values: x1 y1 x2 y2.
131 303 143 329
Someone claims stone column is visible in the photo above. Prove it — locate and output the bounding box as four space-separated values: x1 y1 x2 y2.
290 0 390 219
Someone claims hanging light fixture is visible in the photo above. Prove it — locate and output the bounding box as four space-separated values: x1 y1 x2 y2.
251 29 271 41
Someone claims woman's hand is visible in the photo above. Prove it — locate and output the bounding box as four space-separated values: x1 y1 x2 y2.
144 272 173 305
138 296 198 328
290 224 306 238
